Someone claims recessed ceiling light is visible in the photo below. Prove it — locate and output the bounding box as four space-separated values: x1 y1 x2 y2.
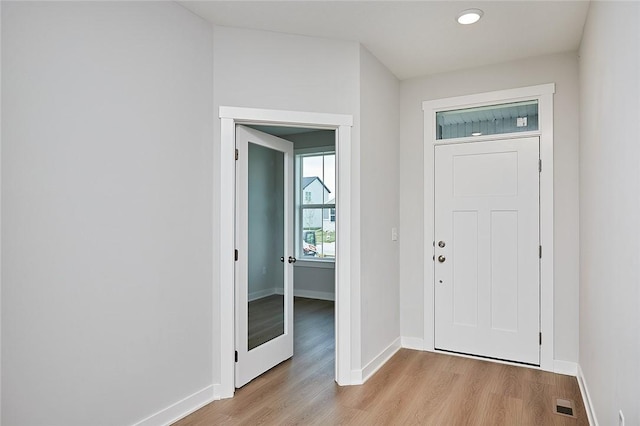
457 8 484 25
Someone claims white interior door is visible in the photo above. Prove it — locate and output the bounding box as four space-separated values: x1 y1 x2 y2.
235 125 294 387
434 137 540 365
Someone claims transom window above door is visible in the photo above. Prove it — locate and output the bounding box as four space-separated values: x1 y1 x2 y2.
296 149 335 262
436 100 539 140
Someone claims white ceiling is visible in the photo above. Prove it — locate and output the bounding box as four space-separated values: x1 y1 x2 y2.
179 1 590 80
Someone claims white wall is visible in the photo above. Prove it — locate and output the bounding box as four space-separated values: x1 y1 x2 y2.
359 46 401 366
212 25 361 374
578 2 640 425
399 52 580 363
1 2 213 425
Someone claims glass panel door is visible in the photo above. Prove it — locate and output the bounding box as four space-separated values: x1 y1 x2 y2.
247 142 285 350
235 125 294 388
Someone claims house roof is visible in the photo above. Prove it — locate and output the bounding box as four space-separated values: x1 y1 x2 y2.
302 176 331 193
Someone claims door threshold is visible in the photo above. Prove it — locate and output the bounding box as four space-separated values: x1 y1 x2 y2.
434 348 541 369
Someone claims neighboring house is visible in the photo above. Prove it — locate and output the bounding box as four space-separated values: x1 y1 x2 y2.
301 176 332 230
301 176 330 206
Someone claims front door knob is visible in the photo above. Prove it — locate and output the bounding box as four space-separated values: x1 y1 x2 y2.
438 255 446 263
288 256 297 264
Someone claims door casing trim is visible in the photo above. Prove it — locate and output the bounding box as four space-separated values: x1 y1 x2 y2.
219 106 355 397
422 83 555 371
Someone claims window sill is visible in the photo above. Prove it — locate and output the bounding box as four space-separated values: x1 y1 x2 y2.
294 259 335 269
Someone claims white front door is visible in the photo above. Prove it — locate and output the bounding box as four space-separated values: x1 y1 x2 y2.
235 125 294 387
434 137 540 365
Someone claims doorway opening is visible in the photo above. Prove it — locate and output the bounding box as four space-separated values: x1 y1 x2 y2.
238 124 336 387
218 107 355 398
422 84 555 372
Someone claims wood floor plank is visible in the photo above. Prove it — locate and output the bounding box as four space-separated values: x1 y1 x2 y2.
176 298 588 425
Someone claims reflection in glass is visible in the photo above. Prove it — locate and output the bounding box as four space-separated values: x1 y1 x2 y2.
247 142 285 350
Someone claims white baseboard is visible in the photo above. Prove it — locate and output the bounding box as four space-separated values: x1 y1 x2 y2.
350 337 401 385
249 288 335 302
401 336 425 351
350 369 363 385
133 385 215 426
577 364 598 426
248 288 277 302
294 289 335 301
553 360 578 376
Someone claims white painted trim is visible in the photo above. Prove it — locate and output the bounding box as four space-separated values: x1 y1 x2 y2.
335 123 357 385
248 288 277 302
422 84 556 371
219 107 358 394
553 360 578 376
361 337 402 382
422 83 555 112
577 364 598 426
132 386 215 426
249 288 335 301
220 106 352 127
294 259 335 269
401 336 425 351
350 369 363 385
219 116 236 399
294 289 335 301
212 384 223 400
351 337 401 385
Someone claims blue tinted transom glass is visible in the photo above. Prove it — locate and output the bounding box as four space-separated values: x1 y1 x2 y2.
436 100 539 140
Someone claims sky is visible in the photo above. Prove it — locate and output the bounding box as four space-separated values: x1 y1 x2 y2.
302 153 335 202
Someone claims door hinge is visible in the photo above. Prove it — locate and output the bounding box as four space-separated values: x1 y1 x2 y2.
235 148 239 161
235 249 238 261
539 246 542 258
235 350 238 362
539 159 542 172
539 332 542 345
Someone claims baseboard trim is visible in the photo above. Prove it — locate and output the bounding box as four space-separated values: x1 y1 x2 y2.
132 385 215 426
401 336 425 351
577 364 598 426
248 288 277 302
357 337 401 384
350 369 363 385
553 360 578 376
249 288 335 302
294 289 335 301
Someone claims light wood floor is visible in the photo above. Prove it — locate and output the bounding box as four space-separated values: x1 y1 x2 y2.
176 298 587 425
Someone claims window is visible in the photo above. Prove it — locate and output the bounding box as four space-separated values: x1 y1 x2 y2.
296 149 335 261
436 100 539 140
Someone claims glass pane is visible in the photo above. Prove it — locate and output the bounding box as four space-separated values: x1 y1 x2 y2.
301 208 336 259
436 100 538 140
301 208 321 258
323 154 335 204
248 142 284 350
301 153 335 204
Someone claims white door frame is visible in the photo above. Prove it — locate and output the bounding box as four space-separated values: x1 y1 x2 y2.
218 106 355 397
422 84 555 372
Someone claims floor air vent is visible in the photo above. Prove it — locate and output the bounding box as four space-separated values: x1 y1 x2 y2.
555 398 575 418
